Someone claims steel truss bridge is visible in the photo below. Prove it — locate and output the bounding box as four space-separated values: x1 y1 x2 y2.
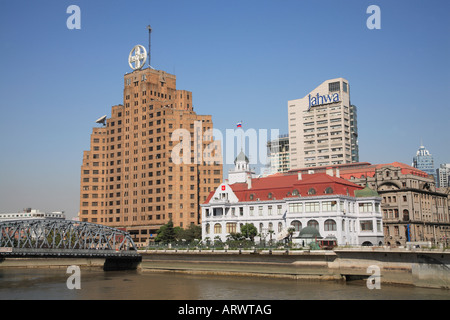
0 219 140 258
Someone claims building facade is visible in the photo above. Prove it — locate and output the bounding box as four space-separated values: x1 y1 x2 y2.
436 163 450 188
289 161 450 246
201 159 383 246
267 134 290 174
0 208 65 221
288 78 358 170
79 57 222 246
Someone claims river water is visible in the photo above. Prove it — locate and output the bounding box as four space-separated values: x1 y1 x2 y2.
0 268 449 300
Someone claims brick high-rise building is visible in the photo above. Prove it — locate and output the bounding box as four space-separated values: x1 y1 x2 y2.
79 59 222 246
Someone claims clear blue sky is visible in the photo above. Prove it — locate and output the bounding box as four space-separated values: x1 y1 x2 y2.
0 0 449 218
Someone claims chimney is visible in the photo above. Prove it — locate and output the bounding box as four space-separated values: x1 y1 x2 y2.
326 168 333 176
298 172 302 180
335 168 340 178
246 173 252 189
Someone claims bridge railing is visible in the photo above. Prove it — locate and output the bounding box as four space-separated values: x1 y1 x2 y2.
0 247 139 257
0 219 138 253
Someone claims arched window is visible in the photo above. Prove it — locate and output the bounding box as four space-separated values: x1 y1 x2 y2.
308 188 316 195
205 223 210 234
403 209 410 221
292 189 299 196
249 194 255 200
324 187 333 194
324 219 336 231
290 220 302 232
307 219 319 230
214 223 222 234
278 222 283 232
268 192 273 199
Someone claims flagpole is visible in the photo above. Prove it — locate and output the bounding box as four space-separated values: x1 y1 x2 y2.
240 121 243 153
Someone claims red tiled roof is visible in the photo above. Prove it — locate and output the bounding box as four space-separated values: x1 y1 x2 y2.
204 172 364 204
289 162 429 179
337 162 428 179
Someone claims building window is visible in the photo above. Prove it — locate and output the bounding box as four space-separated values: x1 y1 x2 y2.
289 203 302 213
360 220 373 232
226 223 237 234
291 220 302 232
329 81 340 92
308 188 316 195
324 219 337 231
324 187 334 194
403 209 410 221
214 223 222 234
305 202 320 212
359 203 373 213
307 220 319 230
322 201 337 212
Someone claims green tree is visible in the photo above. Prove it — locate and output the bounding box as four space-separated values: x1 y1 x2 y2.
176 224 202 243
240 223 258 241
155 219 177 244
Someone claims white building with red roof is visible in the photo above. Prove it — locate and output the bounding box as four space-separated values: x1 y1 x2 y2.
201 154 384 246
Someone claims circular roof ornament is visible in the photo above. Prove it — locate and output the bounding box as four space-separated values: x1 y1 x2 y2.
128 45 147 70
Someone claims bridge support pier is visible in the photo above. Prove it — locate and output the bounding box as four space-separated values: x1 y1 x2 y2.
104 256 142 271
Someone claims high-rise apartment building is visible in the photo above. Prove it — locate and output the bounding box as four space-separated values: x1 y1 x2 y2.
288 78 358 170
79 51 222 246
436 163 450 188
412 144 435 177
267 134 290 174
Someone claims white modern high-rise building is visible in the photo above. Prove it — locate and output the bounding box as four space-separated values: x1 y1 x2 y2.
288 78 358 170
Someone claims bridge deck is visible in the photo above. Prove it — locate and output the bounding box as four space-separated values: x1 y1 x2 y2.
0 248 140 258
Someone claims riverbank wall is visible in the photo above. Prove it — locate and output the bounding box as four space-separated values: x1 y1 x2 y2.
2 248 449 289
0 256 141 271
139 248 450 289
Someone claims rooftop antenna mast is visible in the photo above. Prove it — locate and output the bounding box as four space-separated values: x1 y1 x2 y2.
147 25 152 68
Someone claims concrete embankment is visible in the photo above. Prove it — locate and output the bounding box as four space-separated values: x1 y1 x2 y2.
139 248 450 289
2 248 449 289
0 256 141 271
